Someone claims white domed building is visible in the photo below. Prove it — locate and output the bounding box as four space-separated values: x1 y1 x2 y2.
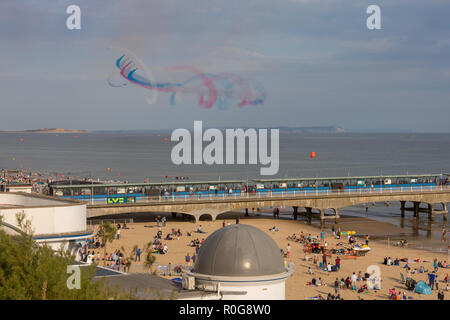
181 224 294 300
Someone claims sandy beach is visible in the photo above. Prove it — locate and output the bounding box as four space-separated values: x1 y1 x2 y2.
91 211 450 300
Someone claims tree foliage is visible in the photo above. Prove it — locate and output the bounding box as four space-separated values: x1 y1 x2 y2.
0 214 129 300
97 222 117 266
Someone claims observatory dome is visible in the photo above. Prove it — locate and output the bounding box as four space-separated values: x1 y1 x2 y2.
193 224 285 277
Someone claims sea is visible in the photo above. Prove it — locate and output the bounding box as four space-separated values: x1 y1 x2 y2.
0 132 449 252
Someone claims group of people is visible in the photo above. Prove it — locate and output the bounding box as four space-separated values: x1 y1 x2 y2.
155 216 166 227
75 243 96 263
401 257 450 294
164 228 183 240
104 250 129 272
188 238 204 247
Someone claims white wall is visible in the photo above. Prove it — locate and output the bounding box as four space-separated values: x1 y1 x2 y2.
220 281 285 300
0 193 68 207
0 194 86 236
192 278 286 300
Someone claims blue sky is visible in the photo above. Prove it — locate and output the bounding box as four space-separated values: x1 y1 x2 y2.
1 0 449 131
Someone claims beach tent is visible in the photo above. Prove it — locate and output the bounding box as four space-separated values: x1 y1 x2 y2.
414 281 432 295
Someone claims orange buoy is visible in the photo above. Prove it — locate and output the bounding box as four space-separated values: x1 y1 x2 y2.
310 151 316 159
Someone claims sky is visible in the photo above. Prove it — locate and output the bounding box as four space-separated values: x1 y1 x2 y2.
0 0 449 132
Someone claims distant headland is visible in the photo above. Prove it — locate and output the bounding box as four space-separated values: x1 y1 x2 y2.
0 128 87 134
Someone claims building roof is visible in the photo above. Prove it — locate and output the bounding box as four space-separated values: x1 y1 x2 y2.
193 224 284 277
50 180 246 189
253 173 443 183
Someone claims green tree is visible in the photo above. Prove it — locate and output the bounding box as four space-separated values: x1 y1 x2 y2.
0 214 129 300
97 222 117 266
143 242 156 273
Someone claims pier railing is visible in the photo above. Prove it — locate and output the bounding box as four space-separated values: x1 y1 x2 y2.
88 185 450 205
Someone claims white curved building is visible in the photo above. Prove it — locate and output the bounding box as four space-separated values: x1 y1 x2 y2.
0 192 92 252
181 224 293 300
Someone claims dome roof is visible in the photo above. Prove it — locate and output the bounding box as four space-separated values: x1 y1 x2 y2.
193 224 285 277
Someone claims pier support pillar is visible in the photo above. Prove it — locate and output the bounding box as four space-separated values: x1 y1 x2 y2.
305 207 312 224
245 208 249 217
400 201 406 218
413 202 420 218
320 209 325 228
334 209 340 224
293 206 298 220
427 203 434 221
171 212 177 218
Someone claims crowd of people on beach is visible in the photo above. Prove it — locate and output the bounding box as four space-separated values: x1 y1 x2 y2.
81 208 450 300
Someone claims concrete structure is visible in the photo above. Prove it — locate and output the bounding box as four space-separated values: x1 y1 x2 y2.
0 192 92 252
86 187 450 225
0 184 32 193
181 224 293 300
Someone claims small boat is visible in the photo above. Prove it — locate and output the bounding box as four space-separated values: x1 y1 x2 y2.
352 244 371 252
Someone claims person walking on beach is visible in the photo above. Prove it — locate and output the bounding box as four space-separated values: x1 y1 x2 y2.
428 272 436 290
116 228 121 240
135 247 141 262
351 272 357 289
334 278 340 295
335 257 341 271
332 225 336 238
442 228 447 242
365 235 370 246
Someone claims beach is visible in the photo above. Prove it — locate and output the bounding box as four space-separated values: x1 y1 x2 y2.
91 211 450 300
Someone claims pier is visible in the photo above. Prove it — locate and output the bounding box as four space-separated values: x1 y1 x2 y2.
84 186 450 225
49 173 449 224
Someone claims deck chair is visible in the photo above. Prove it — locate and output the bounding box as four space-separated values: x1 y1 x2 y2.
400 272 406 284
157 265 162 274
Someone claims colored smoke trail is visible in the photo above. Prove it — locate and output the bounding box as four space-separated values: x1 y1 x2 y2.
109 52 266 109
